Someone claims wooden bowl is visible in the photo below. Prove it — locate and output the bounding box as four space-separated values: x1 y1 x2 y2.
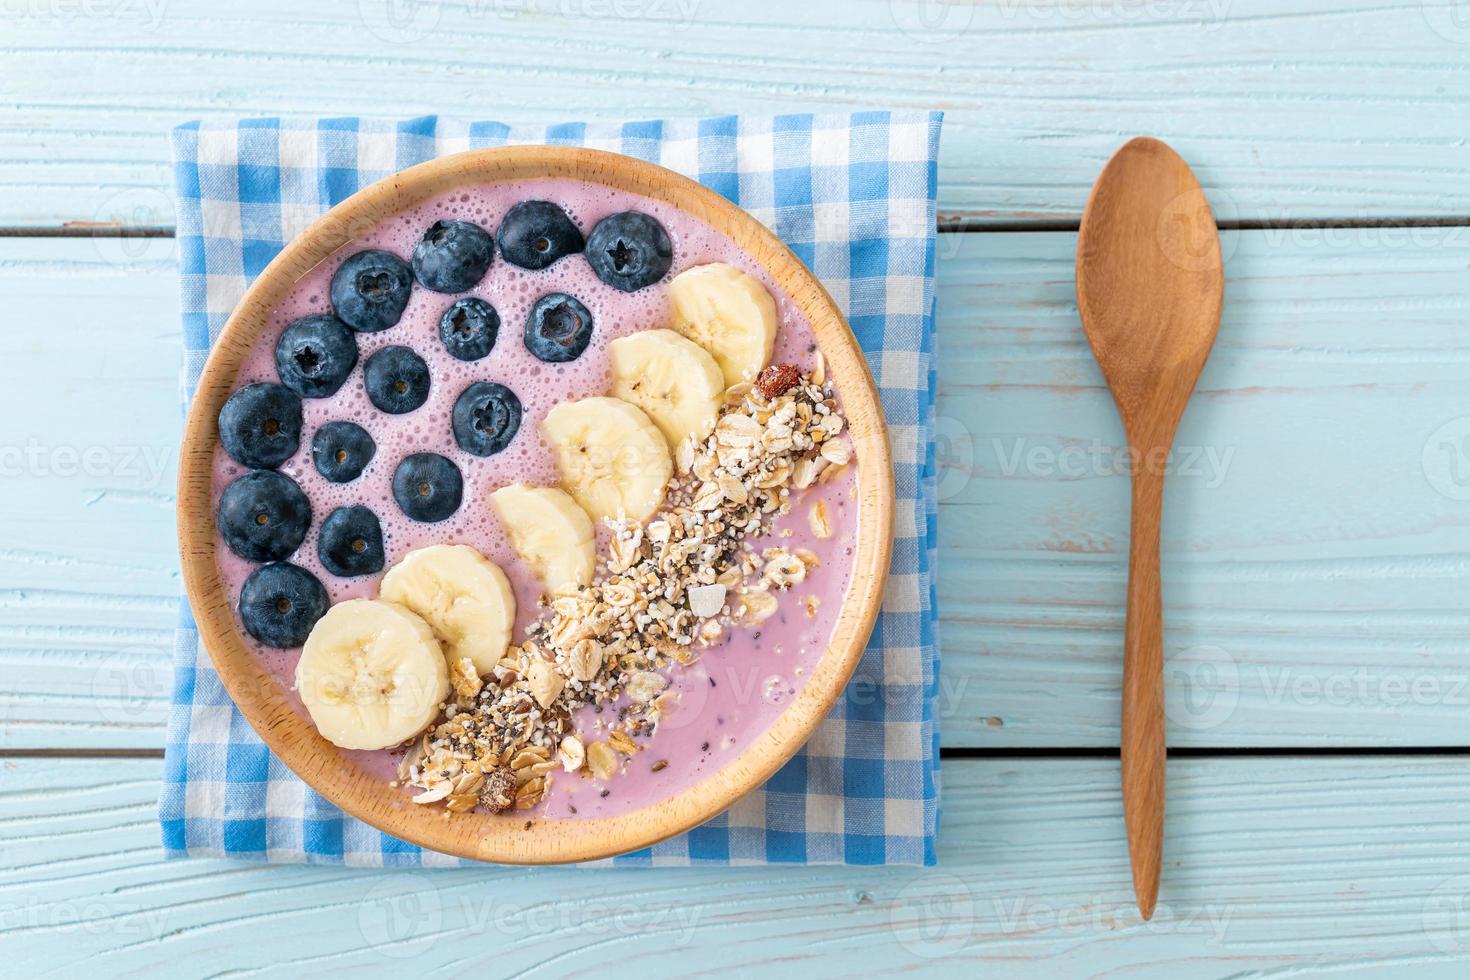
176 146 894 864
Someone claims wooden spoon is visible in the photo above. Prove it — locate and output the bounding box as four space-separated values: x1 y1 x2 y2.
1075 137 1224 920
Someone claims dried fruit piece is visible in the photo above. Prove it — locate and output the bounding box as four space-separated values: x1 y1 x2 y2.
756 363 800 399
481 766 517 813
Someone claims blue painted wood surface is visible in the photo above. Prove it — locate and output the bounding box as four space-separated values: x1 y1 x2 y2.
3 0 1470 974
4 0 1470 227
9 756 1470 975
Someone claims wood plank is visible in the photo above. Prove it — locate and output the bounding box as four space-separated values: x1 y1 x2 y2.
5 230 1469 749
0 240 180 749
938 227 1470 745
4 0 1470 228
6 755 1470 975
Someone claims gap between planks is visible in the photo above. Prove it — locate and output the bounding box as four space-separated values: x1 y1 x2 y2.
12 746 1470 760
5 216 1470 238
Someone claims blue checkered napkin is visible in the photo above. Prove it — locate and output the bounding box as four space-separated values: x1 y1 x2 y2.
162 112 943 866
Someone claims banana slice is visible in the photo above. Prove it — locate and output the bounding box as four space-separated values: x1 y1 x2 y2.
295 599 448 751
669 262 779 387
541 396 672 524
609 328 725 449
379 544 515 675
489 484 595 595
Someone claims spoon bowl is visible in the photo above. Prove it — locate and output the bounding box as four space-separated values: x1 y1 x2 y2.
1078 137 1223 443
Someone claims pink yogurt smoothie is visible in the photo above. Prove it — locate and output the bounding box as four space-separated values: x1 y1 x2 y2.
212 178 859 821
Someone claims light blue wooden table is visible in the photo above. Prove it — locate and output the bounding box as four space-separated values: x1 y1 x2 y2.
5 1 1470 975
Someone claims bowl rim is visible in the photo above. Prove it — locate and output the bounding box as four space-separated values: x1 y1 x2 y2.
176 145 894 864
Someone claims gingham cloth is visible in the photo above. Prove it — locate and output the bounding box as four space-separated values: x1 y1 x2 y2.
162 112 942 866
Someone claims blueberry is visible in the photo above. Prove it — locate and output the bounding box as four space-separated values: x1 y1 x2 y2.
392 452 463 522
452 382 522 457
496 200 584 270
218 382 302 469
363 345 430 414
275 314 359 398
238 562 329 649
523 293 594 363
317 505 385 577
330 249 413 333
216 470 311 563
585 211 673 292
311 421 376 483
412 219 494 294
438 297 500 362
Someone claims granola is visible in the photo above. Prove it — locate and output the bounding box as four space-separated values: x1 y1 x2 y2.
403 366 850 813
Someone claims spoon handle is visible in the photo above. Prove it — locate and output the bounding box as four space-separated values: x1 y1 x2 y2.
1122 461 1166 920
